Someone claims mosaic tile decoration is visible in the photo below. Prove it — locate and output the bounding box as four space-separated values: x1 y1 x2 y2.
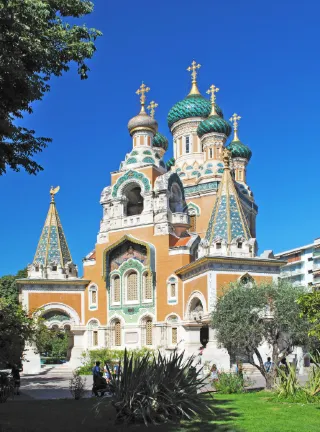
33 202 72 266
205 167 251 244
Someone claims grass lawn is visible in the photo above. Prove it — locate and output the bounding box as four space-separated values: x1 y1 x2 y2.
0 392 319 432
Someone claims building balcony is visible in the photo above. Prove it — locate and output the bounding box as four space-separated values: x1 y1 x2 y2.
281 270 304 278
168 212 189 227
282 259 303 268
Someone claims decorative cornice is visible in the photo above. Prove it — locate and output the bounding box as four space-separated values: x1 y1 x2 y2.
175 256 285 278
17 278 89 287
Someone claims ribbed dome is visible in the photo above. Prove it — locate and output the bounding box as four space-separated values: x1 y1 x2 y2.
167 94 223 128
197 115 232 138
228 140 252 161
153 132 168 151
128 111 158 136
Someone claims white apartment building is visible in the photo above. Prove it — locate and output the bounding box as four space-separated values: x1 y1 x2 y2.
275 238 320 289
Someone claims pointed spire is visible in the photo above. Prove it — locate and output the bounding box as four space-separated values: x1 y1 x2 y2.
187 60 201 96
206 84 219 116
230 113 241 141
33 187 72 268
205 148 251 252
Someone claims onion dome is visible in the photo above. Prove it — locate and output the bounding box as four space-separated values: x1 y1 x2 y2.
197 84 231 138
128 83 158 136
228 113 252 161
153 132 168 151
128 111 158 136
228 140 252 161
197 115 231 138
168 95 223 129
167 60 223 128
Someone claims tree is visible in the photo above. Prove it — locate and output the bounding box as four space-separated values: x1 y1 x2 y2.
0 298 36 367
211 280 310 389
0 268 27 304
298 291 320 340
0 0 102 175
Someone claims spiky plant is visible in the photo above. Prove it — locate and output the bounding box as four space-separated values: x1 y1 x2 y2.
276 363 301 398
99 349 210 426
305 351 320 397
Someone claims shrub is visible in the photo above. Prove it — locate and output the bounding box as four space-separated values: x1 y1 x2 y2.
305 351 320 398
97 349 210 426
78 347 154 375
214 372 247 394
69 371 86 400
0 372 14 403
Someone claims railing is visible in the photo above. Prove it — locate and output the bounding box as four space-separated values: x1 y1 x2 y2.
168 212 189 225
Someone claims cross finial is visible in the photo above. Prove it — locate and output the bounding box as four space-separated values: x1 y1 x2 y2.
206 84 220 115
136 82 150 113
186 60 201 95
147 100 158 119
229 113 241 141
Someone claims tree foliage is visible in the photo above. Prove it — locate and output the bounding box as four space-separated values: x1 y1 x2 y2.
0 267 27 304
298 291 320 339
0 0 102 175
211 280 310 388
0 298 36 367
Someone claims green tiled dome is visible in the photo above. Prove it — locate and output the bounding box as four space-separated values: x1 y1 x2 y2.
167 94 223 128
153 132 168 151
228 140 252 161
197 115 232 138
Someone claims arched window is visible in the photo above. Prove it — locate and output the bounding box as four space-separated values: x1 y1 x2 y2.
172 327 178 345
143 272 152 301
167 276 178 304
185 136 190 153
146 319 153 345
112 275 121 304
166 315 179 346
127 271 138 302
240 273 254 288
114 320 121 346
169 183 184 213
124 184 144 216
89 285 98 310
209 148 213 159
189 214 196 232
189 298 204 321
88 320 99 347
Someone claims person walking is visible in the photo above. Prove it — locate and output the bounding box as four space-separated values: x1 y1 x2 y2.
210 364 219 381
11 363 22 396
92 361 101 385
104 361 111 384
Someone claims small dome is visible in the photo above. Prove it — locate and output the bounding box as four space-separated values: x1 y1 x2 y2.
228 140 252 161
167 94 223 129
197 115 232 138
128 111 158 136
153 132 168 151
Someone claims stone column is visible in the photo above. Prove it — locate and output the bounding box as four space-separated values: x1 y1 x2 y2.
202 327 230 371
22 342 41 375
69 329 86 370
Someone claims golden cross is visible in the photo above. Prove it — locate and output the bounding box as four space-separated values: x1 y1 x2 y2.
229 113 241 140
147 100 158 119
206 84 220 104
187 60 201 83
136 82 150 112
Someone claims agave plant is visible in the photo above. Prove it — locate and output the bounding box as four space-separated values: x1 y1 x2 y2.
276 363 301 398
305 351 320 397
99 349 210 426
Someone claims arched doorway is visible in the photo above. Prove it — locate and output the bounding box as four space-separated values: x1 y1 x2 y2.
41 310 74 363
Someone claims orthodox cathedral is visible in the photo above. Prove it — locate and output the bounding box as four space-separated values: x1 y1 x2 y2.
18 62 284 372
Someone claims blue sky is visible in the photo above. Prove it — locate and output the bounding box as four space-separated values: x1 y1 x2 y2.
1 0 319 276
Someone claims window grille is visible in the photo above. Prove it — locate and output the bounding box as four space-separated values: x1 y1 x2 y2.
170 283 176 298
91 290 97 304
172 327 177 344
146 319 153 345
127 271 138 301
186 136 190 153
144 273 152 300
115 321 121 346
189 215 196 232
113 276 120 303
